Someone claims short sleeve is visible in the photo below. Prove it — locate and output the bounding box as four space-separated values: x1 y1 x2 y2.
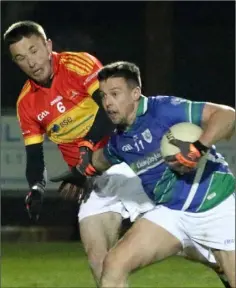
151 95 205 127
17 99 44 146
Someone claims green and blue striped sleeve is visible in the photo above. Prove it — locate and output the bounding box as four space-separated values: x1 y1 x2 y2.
153 96 205 126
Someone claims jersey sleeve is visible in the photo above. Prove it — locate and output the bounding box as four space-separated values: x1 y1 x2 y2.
17 97 44 146
152 96 206 127
103 137 123 165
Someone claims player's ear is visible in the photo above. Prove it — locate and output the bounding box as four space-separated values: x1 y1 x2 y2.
46 39 52 54
132 86 141 101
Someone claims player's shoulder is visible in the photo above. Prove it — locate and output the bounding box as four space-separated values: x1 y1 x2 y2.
148 95 188 109
59 51 101 66
16 80 33 109
59 51 102 77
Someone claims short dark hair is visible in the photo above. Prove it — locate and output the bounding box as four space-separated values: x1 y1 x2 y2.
98 61 142 88
3 21 47 47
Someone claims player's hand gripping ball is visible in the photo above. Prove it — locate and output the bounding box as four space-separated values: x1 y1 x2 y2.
160 122 208 174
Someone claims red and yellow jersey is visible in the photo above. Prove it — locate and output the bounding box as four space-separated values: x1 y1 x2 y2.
17 51 103 166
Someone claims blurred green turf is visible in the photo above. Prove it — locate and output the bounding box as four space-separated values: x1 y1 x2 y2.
1 242 223 287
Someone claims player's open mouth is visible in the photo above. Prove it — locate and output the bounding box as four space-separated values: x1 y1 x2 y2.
107 111 117 118
33 69 42 76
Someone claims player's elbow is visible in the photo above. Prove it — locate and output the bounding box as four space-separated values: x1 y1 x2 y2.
219 104 235 117
203 103 235 124
227 106 235 120
225 108 235 140
215 104 235 126
211 104 235 139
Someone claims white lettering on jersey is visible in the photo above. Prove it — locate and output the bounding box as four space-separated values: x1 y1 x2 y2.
133 135 139 141
22 130 31 135
50 95 63 106
37 110 50 121
207 192 216 200
122 144 133 152
57 102 66 113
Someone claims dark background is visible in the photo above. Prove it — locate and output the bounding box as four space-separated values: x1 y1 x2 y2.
1 1 235 232
2 1 235 110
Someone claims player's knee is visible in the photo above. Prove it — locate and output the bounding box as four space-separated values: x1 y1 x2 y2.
102 250 129 279
213 250 235 287
101 256 127 288
86 247 107 274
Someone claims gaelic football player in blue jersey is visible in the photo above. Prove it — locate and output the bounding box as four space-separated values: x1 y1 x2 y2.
53 61 235 287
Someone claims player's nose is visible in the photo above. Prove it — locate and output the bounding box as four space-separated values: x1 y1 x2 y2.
103 96 112 108
28 58 36 68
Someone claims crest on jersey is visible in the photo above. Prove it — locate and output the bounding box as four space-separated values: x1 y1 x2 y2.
141 129 152 143
70 90 79 99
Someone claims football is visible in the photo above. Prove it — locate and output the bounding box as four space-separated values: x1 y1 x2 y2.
160 122 203 158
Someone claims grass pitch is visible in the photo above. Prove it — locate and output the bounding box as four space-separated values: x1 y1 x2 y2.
2 242 223 287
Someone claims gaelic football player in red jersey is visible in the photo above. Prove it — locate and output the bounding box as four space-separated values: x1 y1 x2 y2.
3 21 154 285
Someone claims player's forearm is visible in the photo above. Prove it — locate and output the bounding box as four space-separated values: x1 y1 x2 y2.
199 106 235 147
92 149 111 172
26 143 47 189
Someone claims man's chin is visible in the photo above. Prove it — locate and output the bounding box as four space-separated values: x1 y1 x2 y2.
31 75 51 86
111 119 121 125
108 115 118 124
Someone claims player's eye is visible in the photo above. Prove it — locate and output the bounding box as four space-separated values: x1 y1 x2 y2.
111 92 117 97
15 56 25 62
31 50 38 54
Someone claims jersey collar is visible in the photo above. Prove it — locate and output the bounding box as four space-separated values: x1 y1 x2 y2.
29 52 60 91
136 95 148 116
120 95 148 133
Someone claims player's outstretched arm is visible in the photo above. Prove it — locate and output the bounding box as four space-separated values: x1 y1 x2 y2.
50 144 111 188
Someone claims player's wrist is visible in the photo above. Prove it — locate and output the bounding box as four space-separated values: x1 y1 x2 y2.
192 140 209 156
75 162 101 177
78 140 94 151
31 183 45 194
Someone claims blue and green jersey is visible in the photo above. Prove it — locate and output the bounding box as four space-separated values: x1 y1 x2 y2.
104 95 235 212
